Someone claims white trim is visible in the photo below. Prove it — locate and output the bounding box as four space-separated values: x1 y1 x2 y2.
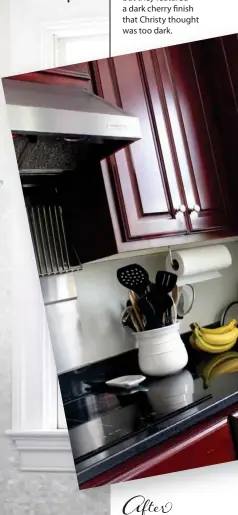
41 18 109 68
1 71 73 472
11 309 58 432
7 430 74 472
8 290 71 470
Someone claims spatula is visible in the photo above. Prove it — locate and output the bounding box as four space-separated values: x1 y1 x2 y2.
155 271 177 294
117 264 151 296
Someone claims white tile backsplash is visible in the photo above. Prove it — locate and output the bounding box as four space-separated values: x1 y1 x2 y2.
73 242 238 365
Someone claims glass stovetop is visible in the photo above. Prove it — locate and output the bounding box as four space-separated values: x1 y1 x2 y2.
64 368 222 466
58 341 238 482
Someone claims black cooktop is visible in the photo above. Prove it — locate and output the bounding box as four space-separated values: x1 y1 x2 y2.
58 339 238 486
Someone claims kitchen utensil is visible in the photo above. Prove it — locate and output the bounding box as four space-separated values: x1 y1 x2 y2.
172 285 179 306
164 295 173 324
121 306 135 331
121 306 132 324
177 291 184 320
146 271 177 326
177 284 195 319
106 375 146 389
128 290 144 331
126 297 149 330
164 296 177 325
165 309 172 326
155 270 177 294
130 311 141 332
220 301 238 327
117 264 151 296
149 292 173 327
137 296 157 331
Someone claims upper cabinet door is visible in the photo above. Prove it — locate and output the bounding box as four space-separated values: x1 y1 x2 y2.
164 43 230 233
92 54 187 241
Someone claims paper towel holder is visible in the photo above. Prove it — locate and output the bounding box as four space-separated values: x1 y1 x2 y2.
168 246 179 272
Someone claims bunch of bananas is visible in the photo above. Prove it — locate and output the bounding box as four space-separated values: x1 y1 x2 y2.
198 351 238 388
189 318 238 354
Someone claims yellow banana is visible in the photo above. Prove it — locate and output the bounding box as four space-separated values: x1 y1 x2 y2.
198 319 237 335
193 328 237 354
197 327 238 346
189 333 198 350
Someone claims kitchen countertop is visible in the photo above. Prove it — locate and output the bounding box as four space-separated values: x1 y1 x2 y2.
58 332 238 487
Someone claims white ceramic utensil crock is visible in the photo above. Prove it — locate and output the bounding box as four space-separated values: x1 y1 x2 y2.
134 322 188 377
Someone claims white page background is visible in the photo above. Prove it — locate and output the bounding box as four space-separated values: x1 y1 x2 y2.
0 0 238 514
110 461 238 514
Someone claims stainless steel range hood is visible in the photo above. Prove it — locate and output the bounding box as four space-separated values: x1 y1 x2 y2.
2 78 141 158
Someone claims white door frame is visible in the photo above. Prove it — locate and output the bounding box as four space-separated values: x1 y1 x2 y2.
41 18 109 69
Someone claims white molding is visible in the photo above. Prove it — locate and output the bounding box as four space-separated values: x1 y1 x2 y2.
8 293 70 468
41 17 109 68
7 430 75 472
0 77 71 473
11 307 58 431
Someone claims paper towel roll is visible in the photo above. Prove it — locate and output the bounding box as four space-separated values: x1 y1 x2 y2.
165 245 232 281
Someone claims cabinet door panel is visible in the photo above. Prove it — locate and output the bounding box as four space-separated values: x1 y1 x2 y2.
166 44 229 233
93 55 187 240
220 34 238 106
200 36 238 222
140 50 187 217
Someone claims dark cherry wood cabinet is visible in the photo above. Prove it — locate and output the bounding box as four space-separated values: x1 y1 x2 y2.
90 41 238 250
80 406 238 489
8 35 238 258
92 53 187 242
8 63 92 90
166 43 231 233
197 35 238 216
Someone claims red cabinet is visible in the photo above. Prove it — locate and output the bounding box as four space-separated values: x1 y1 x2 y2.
8 63 92 90
9 36 238 259
92 53 187 242
165 43 231 233
80 406 238 489
197 35 238 216
91 42 236 251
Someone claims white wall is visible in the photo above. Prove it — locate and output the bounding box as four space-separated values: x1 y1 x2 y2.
74 242 238 365
0 0 10 76
8 0 109 75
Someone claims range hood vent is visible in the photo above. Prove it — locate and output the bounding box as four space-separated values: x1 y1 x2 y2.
2 78 141 160
13 134 89 173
